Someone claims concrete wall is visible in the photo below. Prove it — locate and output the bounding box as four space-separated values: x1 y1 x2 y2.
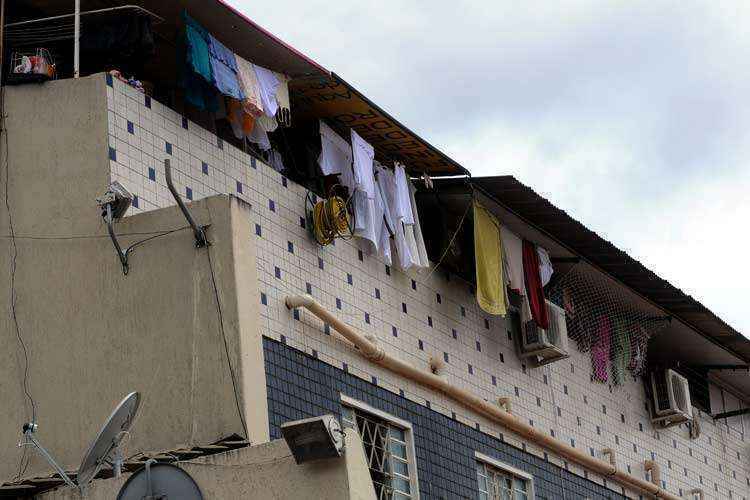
37 437 375 500
0 79 269 481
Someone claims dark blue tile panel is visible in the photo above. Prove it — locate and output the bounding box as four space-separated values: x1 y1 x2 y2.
263 338 624 500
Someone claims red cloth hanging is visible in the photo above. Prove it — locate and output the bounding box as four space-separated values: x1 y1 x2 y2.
522 240 549 330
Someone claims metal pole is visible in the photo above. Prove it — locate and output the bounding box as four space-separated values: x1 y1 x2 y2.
73 0 80 78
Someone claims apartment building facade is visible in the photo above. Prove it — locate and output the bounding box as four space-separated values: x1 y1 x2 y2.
2 2 749 499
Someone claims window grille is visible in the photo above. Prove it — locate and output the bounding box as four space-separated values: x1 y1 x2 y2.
343 407 413 499
477 461 532 500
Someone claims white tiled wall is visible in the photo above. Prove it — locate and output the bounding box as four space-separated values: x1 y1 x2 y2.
106 76 749 499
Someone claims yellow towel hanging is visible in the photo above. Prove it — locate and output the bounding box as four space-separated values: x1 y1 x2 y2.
473 200 506 316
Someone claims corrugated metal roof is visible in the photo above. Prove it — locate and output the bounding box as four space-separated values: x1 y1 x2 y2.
440 176 750 363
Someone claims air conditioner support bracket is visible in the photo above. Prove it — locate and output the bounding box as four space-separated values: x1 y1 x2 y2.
164 159 209 248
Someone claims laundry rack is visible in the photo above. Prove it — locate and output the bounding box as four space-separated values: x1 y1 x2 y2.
3 4 164 79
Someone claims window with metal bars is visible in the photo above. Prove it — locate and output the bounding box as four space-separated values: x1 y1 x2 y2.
342 406 415 499
476 459 533 500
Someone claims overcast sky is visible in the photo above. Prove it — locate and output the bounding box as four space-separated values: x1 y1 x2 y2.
228 0 750 336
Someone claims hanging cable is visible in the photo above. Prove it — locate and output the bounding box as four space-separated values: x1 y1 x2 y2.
306 189 353 246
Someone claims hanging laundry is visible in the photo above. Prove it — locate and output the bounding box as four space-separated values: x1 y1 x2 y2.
179 13 217 112
473 200 506 316
207 35 243 100
275 74 292 127
247 122 271 151
227 99 255 139
393 163 414 224
377 165 414 269
408 181 429 268
253 64 281 117
591 315 612 383
522 240 549 329
235 55 264 117
537 246 554 287
375 165 397 266
257 115 279 133
611 318 631 386
350 130 376 198
268 150 286 173
342 130 379 250
318 120 352 177
500 226 524 295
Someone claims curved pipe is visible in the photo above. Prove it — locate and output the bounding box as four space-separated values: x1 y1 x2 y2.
285 294 683 500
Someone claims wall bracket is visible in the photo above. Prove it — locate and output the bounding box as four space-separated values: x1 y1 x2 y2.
164 159 209 248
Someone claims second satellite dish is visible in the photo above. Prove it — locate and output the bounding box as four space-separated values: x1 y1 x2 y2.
117 461 203 500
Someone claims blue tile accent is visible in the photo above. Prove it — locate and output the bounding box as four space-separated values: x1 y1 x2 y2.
287 241 294 254
411 279 416 290
364 313 370 324
165 142 172 155
182 116 189 130
374 288 380 299
251 157 257 169
217 137 224 149
418 339 424 350
427 316 433 327
335 298 342 310
392 326 398 337
127 121 134 134
185 187 193 200
346 273 353 285
145 95 151 108
401 302 407 314
255 224 262 237
306 283 312 294
131 196 139 208
492 375 497 386
269 199 275 212
444 352 449 363
476 340 481 352
499 352 504 363
260 293 267 305
299 217 306 229
436 293 441 304
318 257 324 270
148 167 156 181
274 266 281 279
284 324 635 500
282 176 288 188
358 250 363 261
202 162 209 175
452 329 458 339
108 147 117 162
236 181 243 194
293 309 299 321
106 73 113 87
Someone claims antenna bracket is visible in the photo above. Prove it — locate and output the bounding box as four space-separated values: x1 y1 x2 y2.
164 159 209 248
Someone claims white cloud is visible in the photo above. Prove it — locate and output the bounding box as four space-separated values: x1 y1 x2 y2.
227 0 750 336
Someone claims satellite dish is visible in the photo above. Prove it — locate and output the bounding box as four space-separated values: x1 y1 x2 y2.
117 461 203 500
77 392 141 490
19 391 141 495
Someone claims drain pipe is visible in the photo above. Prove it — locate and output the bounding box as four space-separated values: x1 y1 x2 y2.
285 294 682 500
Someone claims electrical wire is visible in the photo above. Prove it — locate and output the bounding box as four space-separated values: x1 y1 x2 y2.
2 82 37 481
205 239 249 440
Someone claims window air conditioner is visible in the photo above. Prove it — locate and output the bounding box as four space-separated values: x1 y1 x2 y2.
519 300 569 362
650 369 693 427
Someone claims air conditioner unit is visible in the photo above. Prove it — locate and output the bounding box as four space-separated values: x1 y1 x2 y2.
650 369 693 427
519 300 569 363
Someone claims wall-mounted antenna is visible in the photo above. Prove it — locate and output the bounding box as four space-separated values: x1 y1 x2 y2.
19 392 141 495
96 181 133 275
164 159 209 248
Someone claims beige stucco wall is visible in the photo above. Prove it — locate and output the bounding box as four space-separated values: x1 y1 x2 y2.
0 78 268 481
36 436 376 500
